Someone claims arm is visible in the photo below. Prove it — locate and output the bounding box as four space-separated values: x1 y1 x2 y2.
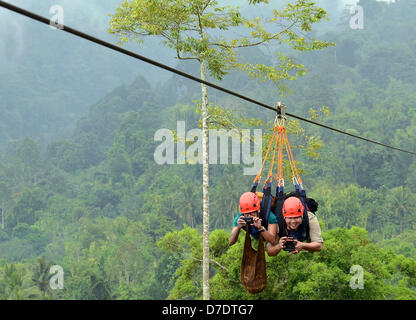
294 241 322 253
268 238 323 255
229 215 247 245
294 213 323 253
252 217 276 245
229 226 242 245
266 236 286 256
261 223 277 245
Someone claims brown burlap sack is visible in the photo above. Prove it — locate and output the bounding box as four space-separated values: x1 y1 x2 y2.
240 229 267 294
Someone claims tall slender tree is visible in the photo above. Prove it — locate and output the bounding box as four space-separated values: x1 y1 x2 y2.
109 0 332 299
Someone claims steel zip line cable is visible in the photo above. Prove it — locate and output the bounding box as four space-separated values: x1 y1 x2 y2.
1 0 415 156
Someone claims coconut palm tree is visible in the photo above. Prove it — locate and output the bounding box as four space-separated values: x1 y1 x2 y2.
32 256 55 300
0 263 41 300
389 186 415 234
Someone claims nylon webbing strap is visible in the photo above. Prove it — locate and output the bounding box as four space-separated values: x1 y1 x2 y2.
253 127 277 184
253 102 304 191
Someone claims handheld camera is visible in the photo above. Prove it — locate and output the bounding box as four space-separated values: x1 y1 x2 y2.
242 217 254 225
283 237 297 252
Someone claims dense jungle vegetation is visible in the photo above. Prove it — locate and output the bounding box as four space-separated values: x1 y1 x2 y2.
0 0 415 299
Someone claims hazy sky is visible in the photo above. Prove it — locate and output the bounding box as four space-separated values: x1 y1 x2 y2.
0 0 397 86
0 0 347 80
0 0 400 147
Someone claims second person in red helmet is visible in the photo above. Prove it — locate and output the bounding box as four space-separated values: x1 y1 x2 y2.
266 196 323 255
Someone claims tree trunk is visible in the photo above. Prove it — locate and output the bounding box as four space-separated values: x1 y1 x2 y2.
200 58 210 300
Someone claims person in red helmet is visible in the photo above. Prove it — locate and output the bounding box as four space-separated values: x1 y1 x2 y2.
229 192 277 246
267 196 323 255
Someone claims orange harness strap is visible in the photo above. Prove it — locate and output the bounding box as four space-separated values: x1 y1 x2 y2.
283 130 302 185
253 127 277 184
266 130 279 184
253 102 303 189
276 127 284 186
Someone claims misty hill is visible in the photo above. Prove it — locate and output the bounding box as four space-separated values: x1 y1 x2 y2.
0 0 415 300
0 0 358 150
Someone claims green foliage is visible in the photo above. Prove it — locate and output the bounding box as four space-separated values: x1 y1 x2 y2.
3 138 43 185
86 184 122 211
160 226 416 300
109 0 332 91
31 256 56 300
0 263 41 299
61 217 158 300
0 0 415 301
157 226 203 299
379 230 416 259
8 188 47 228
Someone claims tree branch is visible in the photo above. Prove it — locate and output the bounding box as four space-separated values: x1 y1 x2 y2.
192 257 229 272
210 20 298 49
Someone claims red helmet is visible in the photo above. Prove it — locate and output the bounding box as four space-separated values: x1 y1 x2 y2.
239 192 261 214
282 197 304 217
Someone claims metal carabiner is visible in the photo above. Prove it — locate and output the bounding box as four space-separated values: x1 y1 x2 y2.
276 102 286 117
292 176 299 186
274 102 287 128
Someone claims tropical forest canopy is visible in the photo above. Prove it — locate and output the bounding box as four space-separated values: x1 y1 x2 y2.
0 0 415 300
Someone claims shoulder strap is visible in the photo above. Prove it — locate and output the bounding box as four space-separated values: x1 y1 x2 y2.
250 181 258 193
275 186 286 238
260 181 273 228
296 187 310 242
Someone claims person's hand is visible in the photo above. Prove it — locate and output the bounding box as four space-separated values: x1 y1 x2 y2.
291 240 304 254
237 216 247 228
278 236 287 250
253 216 262 230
